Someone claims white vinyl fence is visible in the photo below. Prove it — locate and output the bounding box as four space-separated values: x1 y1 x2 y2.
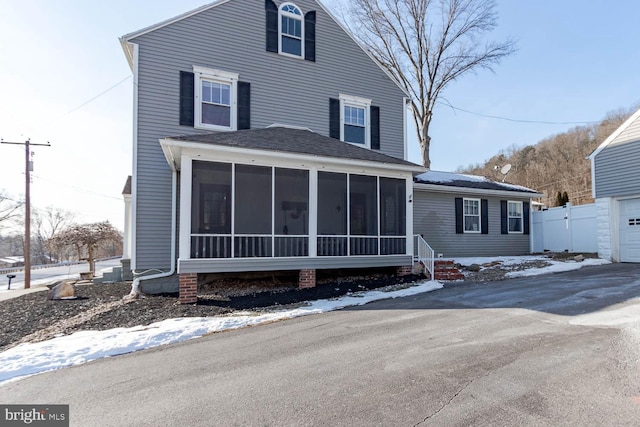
531 202 597 253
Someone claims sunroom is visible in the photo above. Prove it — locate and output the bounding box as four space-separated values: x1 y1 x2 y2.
159 127 424 285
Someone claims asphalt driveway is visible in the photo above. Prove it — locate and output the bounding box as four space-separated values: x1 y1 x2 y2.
2 263 640 426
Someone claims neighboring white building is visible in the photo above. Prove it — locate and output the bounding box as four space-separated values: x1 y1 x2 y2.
588 107 640 263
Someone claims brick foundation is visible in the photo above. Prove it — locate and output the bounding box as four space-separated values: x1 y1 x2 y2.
396 265 413 277
299 269 316 289
179 273 198 304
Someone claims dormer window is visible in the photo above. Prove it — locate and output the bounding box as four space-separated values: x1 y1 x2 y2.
279 3 303 57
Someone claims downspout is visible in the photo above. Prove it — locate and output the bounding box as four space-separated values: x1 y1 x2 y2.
127 169 177 298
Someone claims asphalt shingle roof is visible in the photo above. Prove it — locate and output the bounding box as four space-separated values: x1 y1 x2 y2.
166 127 422 169
414 170 540 194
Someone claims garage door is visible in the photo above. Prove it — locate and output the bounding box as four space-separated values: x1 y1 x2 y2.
619 198 640 262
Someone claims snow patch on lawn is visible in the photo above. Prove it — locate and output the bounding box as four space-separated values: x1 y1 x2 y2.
0 280 442 386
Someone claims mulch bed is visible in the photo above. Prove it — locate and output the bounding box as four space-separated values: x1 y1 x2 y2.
0 273 423 353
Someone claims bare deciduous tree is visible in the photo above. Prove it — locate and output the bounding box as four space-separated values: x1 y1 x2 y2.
0 191 23 229
346 0 516 167
48 221 122 276
33 206 75 264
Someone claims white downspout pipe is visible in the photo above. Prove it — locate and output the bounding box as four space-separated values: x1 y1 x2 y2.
126 169 177 299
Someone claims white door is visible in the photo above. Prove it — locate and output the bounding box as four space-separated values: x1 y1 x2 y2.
619 198 640 262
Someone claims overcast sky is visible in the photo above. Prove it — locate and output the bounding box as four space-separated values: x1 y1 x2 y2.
1 0 638 232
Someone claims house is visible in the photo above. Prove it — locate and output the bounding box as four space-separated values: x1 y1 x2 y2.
588 106 640 263
413 171 542 257
120 0 425 303
119 0 546 302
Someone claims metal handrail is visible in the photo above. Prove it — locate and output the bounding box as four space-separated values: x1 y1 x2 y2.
413 234 435 279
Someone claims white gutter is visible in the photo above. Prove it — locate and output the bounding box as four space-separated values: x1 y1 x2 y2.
127 169 177 298
413 182 544 199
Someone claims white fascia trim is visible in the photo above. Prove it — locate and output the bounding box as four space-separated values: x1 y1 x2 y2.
120 0 231 43
403 97 409 161
160 138 425 175
130 43 140 271
590 156 597 199
316 1 410 98
587 106 640 160
413 183 544 199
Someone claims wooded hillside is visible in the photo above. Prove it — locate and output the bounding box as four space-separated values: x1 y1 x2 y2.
458 105 637 208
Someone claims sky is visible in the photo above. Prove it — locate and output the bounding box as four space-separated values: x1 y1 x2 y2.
1 0 639 232
0 255 615 385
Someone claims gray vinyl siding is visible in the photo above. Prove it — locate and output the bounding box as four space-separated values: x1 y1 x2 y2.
413 190 531 257
610 116 640 146
130 0 407 269
594 140 640 198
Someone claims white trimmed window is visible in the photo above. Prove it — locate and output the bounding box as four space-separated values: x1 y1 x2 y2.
464 198 481 233
194 66 238 131
279 3 304 58
340 94 371 147
508 201 523 233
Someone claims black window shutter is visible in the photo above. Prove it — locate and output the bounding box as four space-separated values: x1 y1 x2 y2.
329 98 340 139
237 81 251 130
455 198 463 234
523 201 530 235
265 0 278 53
500 200 508 234
370 106 380 150
179 71 195 127
481 199 489 234
304 11 316 62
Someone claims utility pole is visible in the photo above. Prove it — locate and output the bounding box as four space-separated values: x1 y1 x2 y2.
1 138 51 289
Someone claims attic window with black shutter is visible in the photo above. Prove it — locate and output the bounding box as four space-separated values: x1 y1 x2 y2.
266 1 316 61
280 3 303 57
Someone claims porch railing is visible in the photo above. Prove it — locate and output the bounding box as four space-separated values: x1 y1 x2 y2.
192 234 410 258
413 234 435 279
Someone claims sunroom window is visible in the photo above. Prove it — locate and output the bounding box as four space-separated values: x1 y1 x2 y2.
279 3 303 57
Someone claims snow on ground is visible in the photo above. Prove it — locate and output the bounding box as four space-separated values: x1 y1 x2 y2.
451 255 611 278
0 255 620 386
0 280 442 386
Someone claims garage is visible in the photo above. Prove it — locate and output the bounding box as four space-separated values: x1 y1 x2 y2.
619 198 640 262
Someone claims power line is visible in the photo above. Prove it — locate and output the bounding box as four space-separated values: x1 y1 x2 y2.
57 75 131 119
435 100 599 125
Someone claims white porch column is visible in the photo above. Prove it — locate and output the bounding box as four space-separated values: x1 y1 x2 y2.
406 175 414 256
308 167 318 257
179 155 193 262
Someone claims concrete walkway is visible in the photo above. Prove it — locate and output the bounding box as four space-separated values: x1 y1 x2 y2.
0 285 49 302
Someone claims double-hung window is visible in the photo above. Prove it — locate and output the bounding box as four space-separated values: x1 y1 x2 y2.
508 201 523 233
279 3 303 57
464 198 481 233
194 66 238 131
340 94 371 147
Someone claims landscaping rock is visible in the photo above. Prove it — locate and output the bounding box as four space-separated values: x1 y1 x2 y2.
47 281 77 300
467 264 482 272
